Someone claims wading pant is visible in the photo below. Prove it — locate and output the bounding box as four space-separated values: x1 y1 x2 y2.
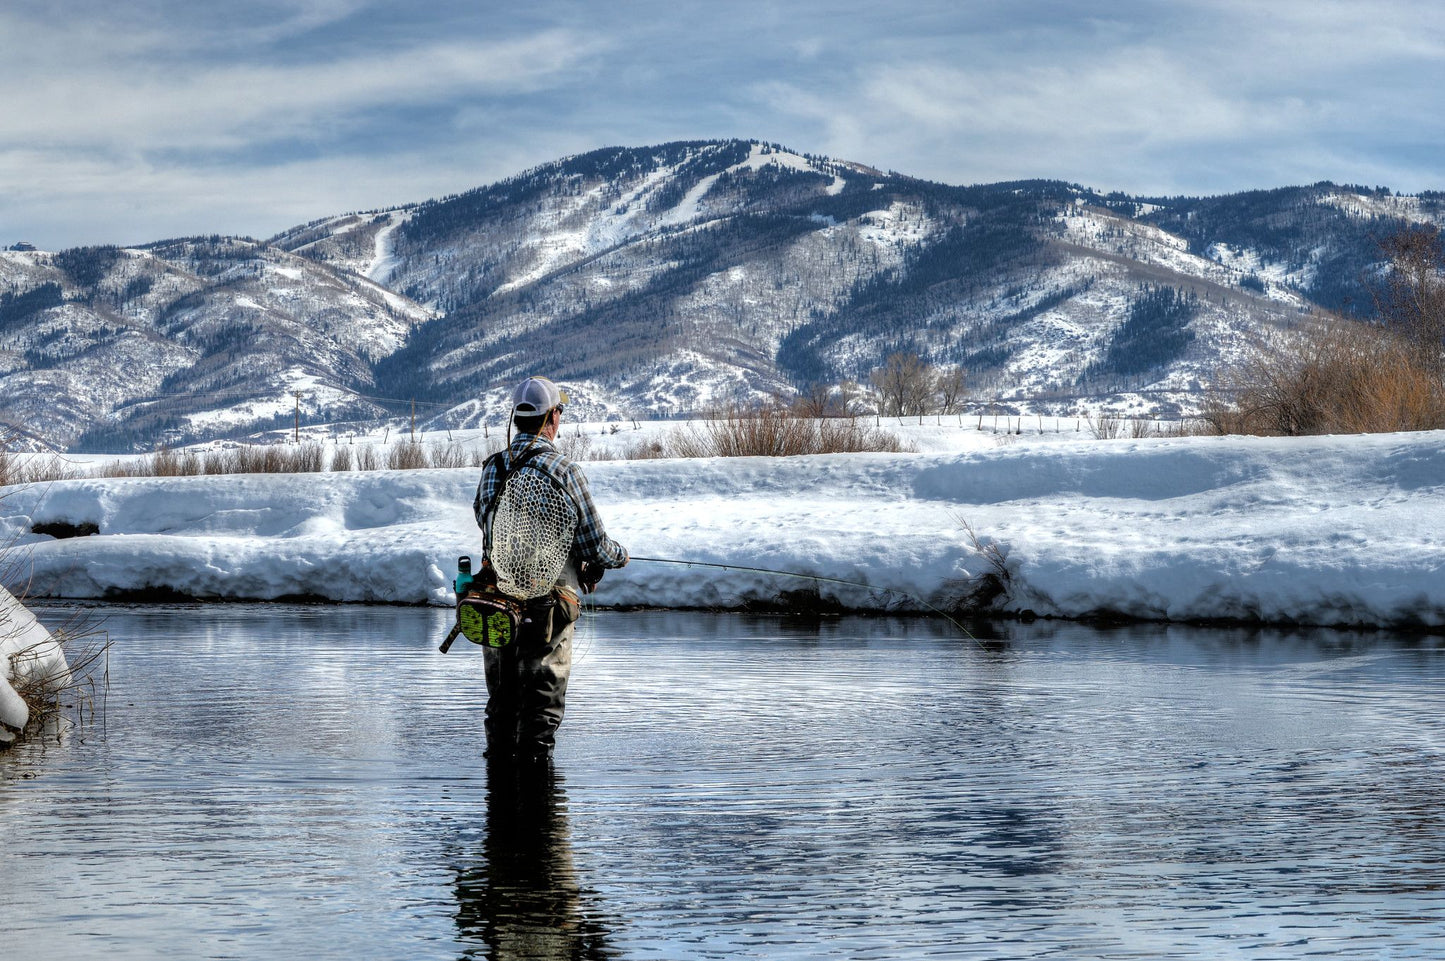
482 606 573 761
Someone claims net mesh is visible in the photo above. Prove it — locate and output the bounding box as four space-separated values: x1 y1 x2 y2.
489 467 577 600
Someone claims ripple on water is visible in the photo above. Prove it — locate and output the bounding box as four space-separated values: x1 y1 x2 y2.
3 606 1443 960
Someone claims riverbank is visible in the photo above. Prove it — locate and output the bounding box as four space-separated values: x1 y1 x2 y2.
0 584 70 744
1 429 1442 630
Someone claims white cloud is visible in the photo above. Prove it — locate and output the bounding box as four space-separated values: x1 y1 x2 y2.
3 28 603 154
1204 0 1445 67
2 0 1442 247
860 55 1253 142
748 0 1445 195
0 138 595 249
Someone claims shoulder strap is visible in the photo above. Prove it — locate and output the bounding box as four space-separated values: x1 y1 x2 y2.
479 444 551 555
502 444 548 481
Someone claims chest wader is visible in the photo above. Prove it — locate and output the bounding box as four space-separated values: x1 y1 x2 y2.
474 445 582 762
483 587 579 761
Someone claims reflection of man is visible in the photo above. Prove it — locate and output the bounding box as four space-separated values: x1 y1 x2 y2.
454 766 613 959
472 376 629 764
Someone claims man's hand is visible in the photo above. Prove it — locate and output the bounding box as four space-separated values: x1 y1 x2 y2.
579 562 605 595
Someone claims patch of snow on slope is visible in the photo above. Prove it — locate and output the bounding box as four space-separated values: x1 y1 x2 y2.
491 171 672 296
366 212 409 285
732 143 847 194
1319 191 1441 227
631 349 762 414
1208 243 1269 278
1061 207 1314 311
857 201 934 247
1207 244 1308 301
735 143 820 176
180 369 359 432
652 172 725 229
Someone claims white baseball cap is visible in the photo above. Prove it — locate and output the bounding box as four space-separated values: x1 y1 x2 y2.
510 376 569 414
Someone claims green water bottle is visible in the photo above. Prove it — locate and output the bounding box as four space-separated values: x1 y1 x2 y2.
455 555 475 595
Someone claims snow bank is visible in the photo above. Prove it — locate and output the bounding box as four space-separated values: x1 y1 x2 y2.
1 431 1443 629
0 584 71 743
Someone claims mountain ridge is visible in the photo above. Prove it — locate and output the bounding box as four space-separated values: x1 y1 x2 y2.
2 138 1440 451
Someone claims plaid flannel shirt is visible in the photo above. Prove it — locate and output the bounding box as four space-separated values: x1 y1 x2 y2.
473 433 629 570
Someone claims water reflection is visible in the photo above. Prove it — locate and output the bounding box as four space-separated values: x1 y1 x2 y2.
454 761 615 960
6 605 1445 960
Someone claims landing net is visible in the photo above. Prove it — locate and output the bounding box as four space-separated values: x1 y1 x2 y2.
489 467 577 600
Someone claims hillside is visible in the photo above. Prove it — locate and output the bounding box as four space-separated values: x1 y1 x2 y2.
2 139 1440 450
0 238 432 450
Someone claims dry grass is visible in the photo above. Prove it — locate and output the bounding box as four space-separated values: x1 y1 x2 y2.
386 441 429 470
616 438 668 460
0 435 83 486
556 431 593 462
292 442 326 472
94 436 502 478
2 594 111 748
355 443 381 470
17 402 912 482
643 403 913 459
1155 418 1214 438
425 441 470 469
1205 315 1445 436
1087 414 1123 440
1088 415 1212 440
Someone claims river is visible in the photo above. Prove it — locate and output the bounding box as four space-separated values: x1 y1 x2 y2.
2 605 1443 959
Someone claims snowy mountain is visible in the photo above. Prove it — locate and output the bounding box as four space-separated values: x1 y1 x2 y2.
3 139 1441 450
0 237 432 450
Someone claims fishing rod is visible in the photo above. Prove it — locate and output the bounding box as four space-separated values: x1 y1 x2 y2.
628 555 982 643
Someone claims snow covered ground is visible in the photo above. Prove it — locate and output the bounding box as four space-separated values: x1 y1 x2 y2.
0 584 69 743
1 426 1442 633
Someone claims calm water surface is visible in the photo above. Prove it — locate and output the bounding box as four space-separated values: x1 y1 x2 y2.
2 605 1443 959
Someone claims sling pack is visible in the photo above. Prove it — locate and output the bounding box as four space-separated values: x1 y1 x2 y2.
456 444 567 649
456 584 525 649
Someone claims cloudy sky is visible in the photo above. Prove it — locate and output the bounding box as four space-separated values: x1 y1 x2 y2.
4 0 1443 250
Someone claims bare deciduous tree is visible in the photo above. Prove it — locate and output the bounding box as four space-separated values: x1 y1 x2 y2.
870 352 935 416
935 365 968 414
836 379 868 415
792 382 841 418
869 353 969 417
1204 314 1445 436
1375 224 1445 376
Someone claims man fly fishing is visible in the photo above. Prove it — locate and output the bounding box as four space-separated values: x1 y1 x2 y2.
469 376 629 765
